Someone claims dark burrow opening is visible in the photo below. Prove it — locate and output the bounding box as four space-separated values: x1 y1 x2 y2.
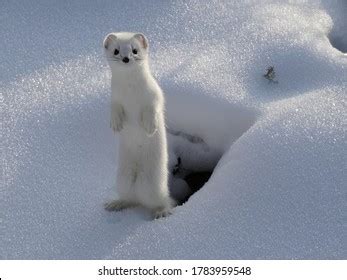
170 156 214 205
167 130 222 206
165 97 258 206
329 34 347 53
326 10 347 54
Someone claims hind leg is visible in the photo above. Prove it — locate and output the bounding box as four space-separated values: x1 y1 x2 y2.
105 151 138 211
135 170 173 219
153 207 172 219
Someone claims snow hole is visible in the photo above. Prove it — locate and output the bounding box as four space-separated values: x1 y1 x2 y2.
329 33 347 53
325 3 347 54
167 130 219 205
167 105 257 205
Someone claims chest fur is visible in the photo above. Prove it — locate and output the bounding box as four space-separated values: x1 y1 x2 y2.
112 77 154 123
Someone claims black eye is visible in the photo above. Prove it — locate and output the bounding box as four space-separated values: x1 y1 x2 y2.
114 49 119 55
132 49 138 54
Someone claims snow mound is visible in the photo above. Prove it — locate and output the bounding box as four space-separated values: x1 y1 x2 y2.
1 0 346 259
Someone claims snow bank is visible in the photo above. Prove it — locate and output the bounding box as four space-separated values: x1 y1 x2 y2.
1 0 346 259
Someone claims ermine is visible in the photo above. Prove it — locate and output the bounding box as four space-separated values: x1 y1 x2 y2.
103 32 173 219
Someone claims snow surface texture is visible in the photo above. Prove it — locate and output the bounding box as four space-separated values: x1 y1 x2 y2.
1 0 346 259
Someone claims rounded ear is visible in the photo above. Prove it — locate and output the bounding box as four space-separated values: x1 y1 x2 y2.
134 33 148 49
103 33 117 49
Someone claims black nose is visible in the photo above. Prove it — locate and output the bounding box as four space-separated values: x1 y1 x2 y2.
122 57 129 63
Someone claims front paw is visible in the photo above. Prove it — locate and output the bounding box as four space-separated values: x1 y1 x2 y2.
140 107 158 136
110 104 126 132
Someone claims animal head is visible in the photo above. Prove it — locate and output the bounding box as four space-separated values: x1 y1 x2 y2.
103 32 149 69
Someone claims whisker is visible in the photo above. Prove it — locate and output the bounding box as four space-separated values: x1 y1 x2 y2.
106 56 143 62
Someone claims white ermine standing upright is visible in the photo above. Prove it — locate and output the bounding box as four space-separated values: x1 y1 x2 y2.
103 32 173 219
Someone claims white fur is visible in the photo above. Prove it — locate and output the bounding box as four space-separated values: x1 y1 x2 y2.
103 32 173 219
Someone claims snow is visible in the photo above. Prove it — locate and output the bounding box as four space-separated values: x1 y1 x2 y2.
1 0 346 259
